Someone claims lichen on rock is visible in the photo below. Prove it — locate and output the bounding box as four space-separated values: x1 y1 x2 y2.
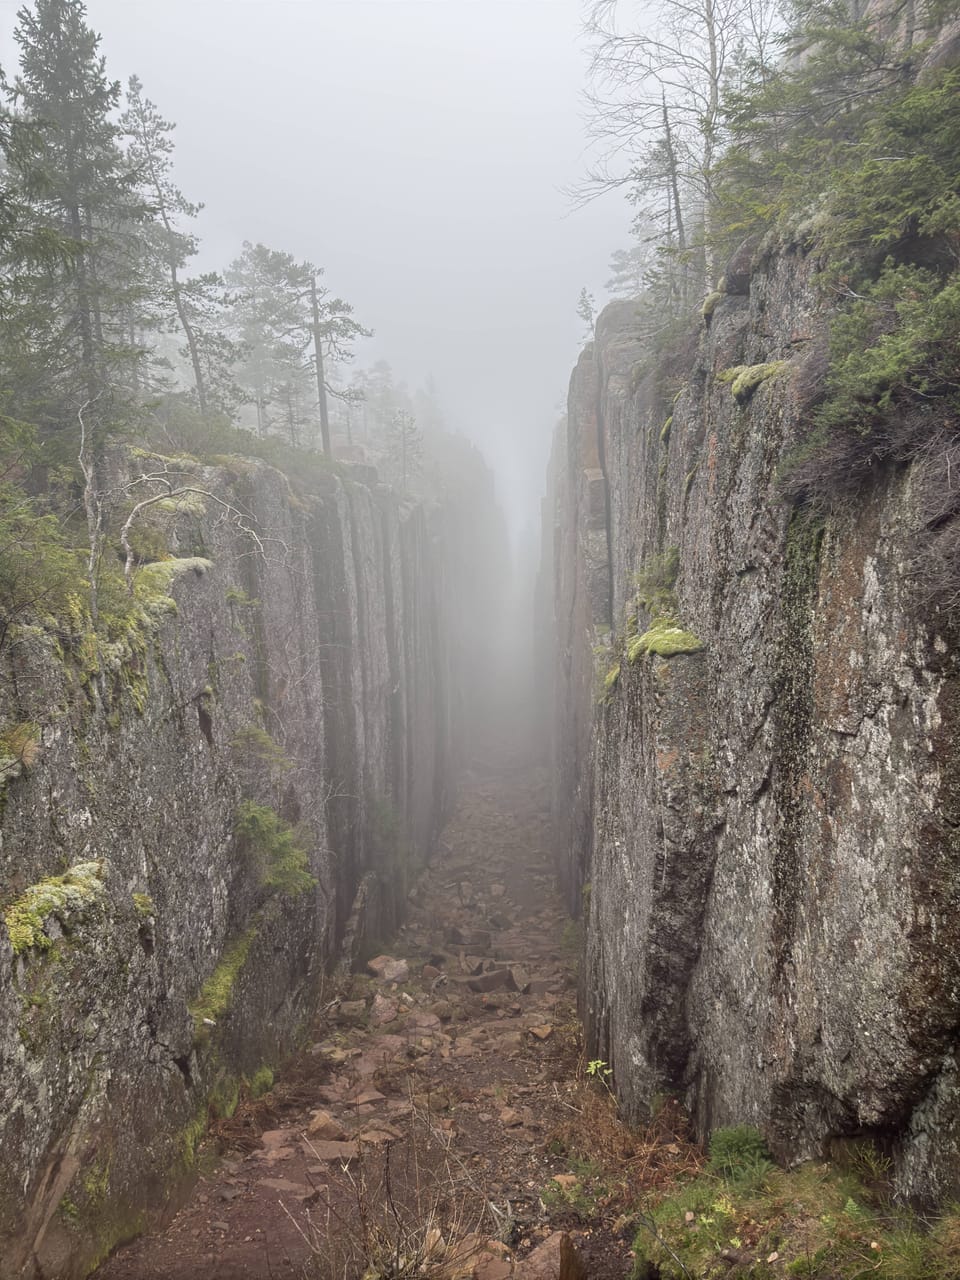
2 860 107 955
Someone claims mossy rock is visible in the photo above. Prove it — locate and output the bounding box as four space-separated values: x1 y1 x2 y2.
3 861 107 955
719 360 788 404
629 622 704 659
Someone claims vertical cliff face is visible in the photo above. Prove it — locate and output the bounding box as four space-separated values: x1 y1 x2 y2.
0 458 468 1278
545 244 960 1204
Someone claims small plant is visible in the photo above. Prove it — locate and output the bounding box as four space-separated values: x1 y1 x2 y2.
708 1125 773 1182
234 799 315 898
0 720 40 772
634 547 679 616
248 1065 274 1098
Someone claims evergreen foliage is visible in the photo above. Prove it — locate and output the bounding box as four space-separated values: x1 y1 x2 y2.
234 799 315 899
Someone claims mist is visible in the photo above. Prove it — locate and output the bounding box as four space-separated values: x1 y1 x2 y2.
0 0 628 534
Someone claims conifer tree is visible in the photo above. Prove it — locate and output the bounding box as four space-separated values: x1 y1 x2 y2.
2 0 147 426
122 75 240 418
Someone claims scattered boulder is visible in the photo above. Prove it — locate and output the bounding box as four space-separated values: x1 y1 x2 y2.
349 1087 386 1107
336 999 368 1023
367 954 410 982
371 992 399 1025
468 968 518 994
514 1232 585 1280
306 1109 347 1141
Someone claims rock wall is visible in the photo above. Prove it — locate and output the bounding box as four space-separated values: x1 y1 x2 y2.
545 245 960 1204
0 458 459 1277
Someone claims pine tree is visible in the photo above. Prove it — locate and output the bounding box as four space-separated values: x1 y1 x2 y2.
577 287 597 338
2 0 147 426
224 241 314 442
122 75 239 418
386 408 422 495
2 0 151 622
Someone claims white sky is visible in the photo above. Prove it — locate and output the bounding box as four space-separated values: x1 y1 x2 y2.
0 0 631 533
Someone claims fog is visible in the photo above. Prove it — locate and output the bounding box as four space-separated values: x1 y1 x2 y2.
0 0 627 534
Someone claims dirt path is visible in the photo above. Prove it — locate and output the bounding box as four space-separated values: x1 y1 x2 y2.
95 758 634 1280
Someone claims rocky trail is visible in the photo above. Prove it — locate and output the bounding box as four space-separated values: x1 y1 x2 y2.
94 758 638 1280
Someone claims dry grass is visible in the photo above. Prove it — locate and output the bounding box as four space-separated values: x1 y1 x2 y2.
550 1083 704 1214
289 1106 504 1280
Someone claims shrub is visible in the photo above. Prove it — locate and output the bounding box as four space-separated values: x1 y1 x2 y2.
708 1125 773 1181
234 800 315 898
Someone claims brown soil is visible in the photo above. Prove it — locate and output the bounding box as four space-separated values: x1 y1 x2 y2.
93 757 639 1280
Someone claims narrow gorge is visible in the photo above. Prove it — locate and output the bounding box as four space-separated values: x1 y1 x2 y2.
3 0 960 1276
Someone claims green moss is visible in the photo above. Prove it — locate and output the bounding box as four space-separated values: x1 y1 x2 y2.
188 927 257 1036
209 1071 240 1119
135 556 212 590
178 1111 208 1172
153 492 207 517
719 360 788 405
132 892 154 920
249 1065 274 1098
634 547 679 616
3 861 106 954
630 1153 960 1280
603 662 620 693
234 800 315 898
81 1156 111 1206
225 584 259 609
701 289 724 320
629 621 704 659
659 415 673 444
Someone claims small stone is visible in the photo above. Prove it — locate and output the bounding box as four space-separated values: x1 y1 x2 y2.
260 1128 297 1151
468 968 518 994
367 955 409 982
350 1087 386 1106
499 1107 523 1127
767 1252 780 1263
357 1126 402 1144
336 999 367 1022
260 1178 310 1195
476 1258 513 1280
371 992 399 1025
422 963 442 982
514 1231 585 1280
684 1211 696 1224
528 1025 553 1041
307 1109 347 1141
552 1174 578 1190
302 1140 359 1162
211 1220 229 1232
